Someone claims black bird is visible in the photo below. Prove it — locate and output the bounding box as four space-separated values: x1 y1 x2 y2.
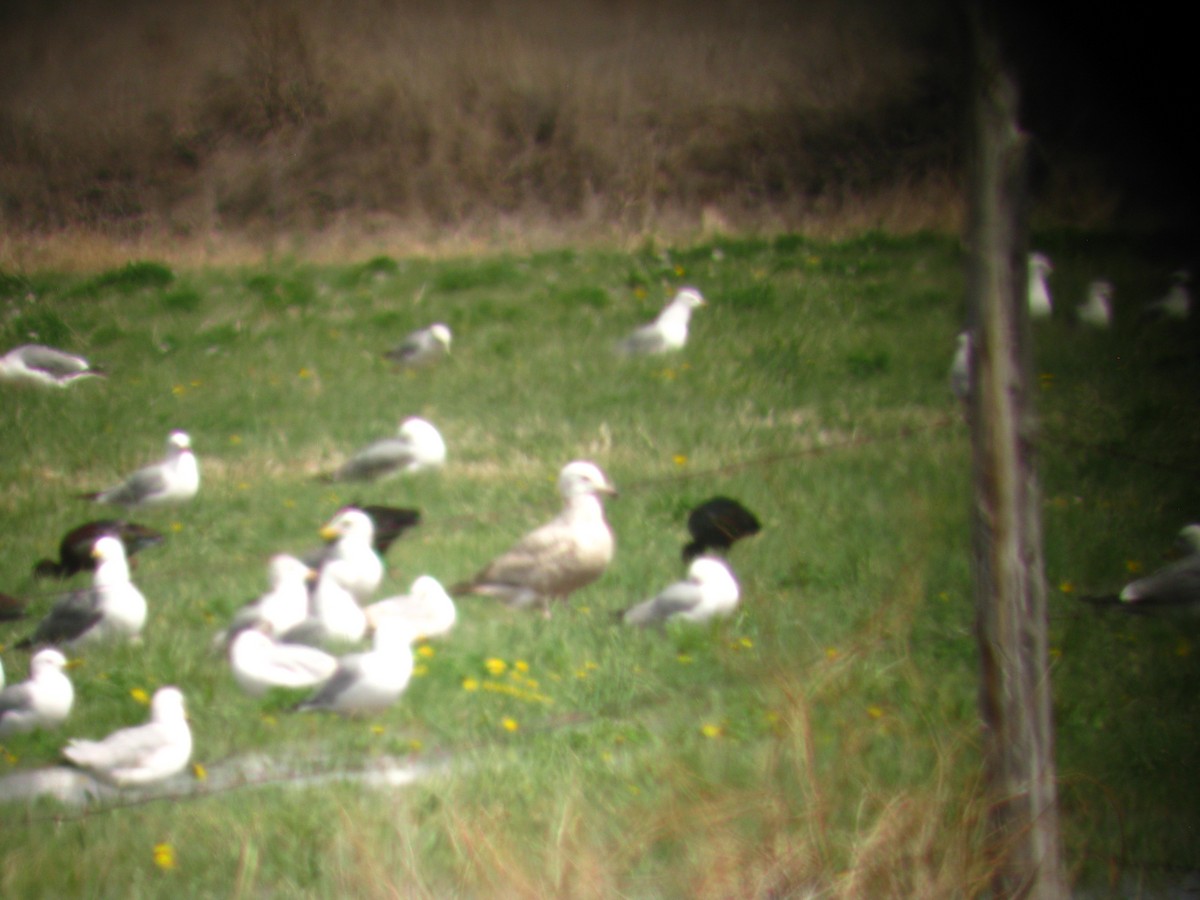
682 497 762 562
32 520 166 579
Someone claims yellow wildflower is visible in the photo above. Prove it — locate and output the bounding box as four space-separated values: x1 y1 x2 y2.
153 843 177 871
192 763 207 781
462 678 480 692
700 723 722 739
514 660 530 673
1125 560 1143 574
672 454 688 467
130 688 150 705
1058 580 1075 595
501 717 519 732
867 705 884 719
485 658 507 676
416 645 435 658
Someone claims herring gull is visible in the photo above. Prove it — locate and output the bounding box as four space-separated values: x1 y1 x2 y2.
1028 252 1053 319
19 536 147 649
0 649 75 737
82 430 200 508
1077 280 1114 329
294 618 418 715
682 496 762 563
620 556 741 627
385 323 452 367
452 460 616 617
325 417 446 483
616 287 706 355
62 686 192 787
33 519 165 579
1142 269 1191 321
214 554 313 647
1079 524 1200 616
365 575 456 639
280 559 369 647
314 508 384 601
0 344 105 388
228 625 339 696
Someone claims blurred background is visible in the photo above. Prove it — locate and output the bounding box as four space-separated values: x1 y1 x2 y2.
0 0 1194 258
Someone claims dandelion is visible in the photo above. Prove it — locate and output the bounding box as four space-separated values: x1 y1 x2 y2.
229 434 243 446
3 749 18 765
634 286 647 299
370 724 385 736
192 763 208 781
1125 560 1143 574
514 660 530 673
416 644 435 659
170 522 184 533
677 654 693 665
700 723 722 739
189 379 202 388
737 636 753 649
261 714 278 727
408 738 423 752
1049 647 1063 662
171 384 186 397
501 717 519 732
298 367 313 379
153 843 177 871
672 454 688 467
674 265 685 277
130 688 150 705
485 658 507 676
462 678 480 692
824 647 840 660
1058 580 1075 595
867 705 885 720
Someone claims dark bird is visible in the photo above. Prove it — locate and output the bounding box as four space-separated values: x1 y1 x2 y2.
682 496 762 562
33 520 166 579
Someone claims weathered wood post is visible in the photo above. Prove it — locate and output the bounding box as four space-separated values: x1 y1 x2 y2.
965 3 1068 897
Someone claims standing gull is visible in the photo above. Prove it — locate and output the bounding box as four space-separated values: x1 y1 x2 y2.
33 519 165 579
325 417 446 483
0 344 105 388
83 430 200 508
19 536 148 649
1142 269 1191 321
620 556 741 627
1028 252 1053 319
365 575 457 639
315 508 384 601
294 618 419 715
0 649 75 737
1077 280 1114 329
228 626 339 697
302 505 421 569
452 460 617 617
386 323 452 367
616 287 706 355
62 686 192 787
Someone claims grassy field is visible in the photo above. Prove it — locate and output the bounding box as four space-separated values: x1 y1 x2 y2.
1 232 1198 896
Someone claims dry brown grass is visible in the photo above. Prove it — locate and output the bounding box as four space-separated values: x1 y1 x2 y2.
0 0 965 265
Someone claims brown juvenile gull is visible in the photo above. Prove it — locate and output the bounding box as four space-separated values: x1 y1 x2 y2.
452 460 617 617
62 686 192 787
82 430 200 509
0 344 105 388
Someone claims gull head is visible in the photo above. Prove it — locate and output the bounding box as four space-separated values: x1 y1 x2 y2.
91 535 128 565
167 431 193 453
687 556 736 586
150 686 187 723
558 460 617 500
673 287 706 309
1029 252 1053 276
429 324 452 350
320 507 376 543
268 554 312 586
31 648 69 676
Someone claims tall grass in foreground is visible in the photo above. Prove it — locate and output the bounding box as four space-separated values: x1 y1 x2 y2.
1 232 1198 896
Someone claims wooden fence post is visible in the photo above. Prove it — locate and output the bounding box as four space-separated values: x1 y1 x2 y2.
965 3 1068 897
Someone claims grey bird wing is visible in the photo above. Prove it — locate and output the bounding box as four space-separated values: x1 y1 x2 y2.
24 589 102 646
385 334 427 363
617 324 666 355
0 683 35 717
1121 555 1200 607
21 345 90 377
66 722 168 770
626 580 703 625
332 438 414 482
296 658 365 710
99 466 169 505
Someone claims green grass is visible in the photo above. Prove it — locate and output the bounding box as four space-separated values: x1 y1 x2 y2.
2 233 1198 896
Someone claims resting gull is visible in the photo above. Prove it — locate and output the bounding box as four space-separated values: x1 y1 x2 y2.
1079 524 1200 616
365 575 456 639
616 287 706 355
228 625 339 697
280 559 369 647
302 505 421 569
620 556 741 627
385 323 452 367
294 618 419 715
1142 269 1191 321
452 460 617 617
325 417 446 483
214 554 313 647
1077 280 1114 329
62 686 192 787
1028 252 1053 319
0 344 105 388
0 649 75 737
33 519 165 579
83 430 200 508
682 497 762 563
19 536 148 649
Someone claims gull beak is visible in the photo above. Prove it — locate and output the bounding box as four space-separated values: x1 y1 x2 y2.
319 525 339 541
